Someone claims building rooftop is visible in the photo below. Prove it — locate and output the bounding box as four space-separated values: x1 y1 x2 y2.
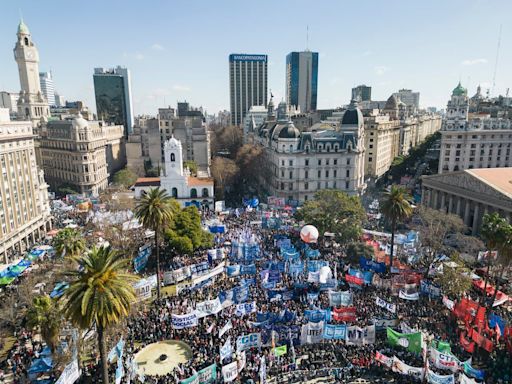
466 168 512 199
187 176 214 186
134 177 161 187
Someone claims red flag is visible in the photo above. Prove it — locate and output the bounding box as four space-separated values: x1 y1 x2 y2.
460 332 476 353
475 306 486 331
332 306 356 322
471 330 484 346
345 274 363 286
482 337 494 353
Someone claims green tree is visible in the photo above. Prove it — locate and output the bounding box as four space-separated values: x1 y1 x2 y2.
434 253 472 298
346 241 375 265
294 190 366 244
183 160 198 176
61 246 138 384
380 185 413 270
113 168 138 189
26 295 63 355
53 228 86 258
166 206 214 254
414 206 467 275
57 183 79 196
134 188 178 298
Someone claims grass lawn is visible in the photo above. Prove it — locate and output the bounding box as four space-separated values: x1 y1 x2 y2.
0 335 16 362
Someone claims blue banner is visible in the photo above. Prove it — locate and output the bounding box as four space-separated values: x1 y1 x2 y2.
306 248 321 259
359 256 386 274
288 262 304 276
323 324 347 340
308 260 328 273
420 280 441 298
261 325 300 346
319 279 338 291
463 362 485 380
305 309 331 323
241 264 257 275
134 244 151 273
227 265 241 277
268 270 281 283
488 314 505 337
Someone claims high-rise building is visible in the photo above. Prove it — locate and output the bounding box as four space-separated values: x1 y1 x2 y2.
13 20 50 128
229 54 268 126
39 71 55 106
93 66 134 136
0 108 51 263
286 51 319 112
351 85 372 102
0 92 19 114
393 89 420 109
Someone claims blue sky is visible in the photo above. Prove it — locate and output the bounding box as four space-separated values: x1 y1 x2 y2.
1 0 511 116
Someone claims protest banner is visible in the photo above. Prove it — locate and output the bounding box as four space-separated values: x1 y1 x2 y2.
133 279 152 302
359 256 386 274
426 368 454 384
304 309 331 323
399 289 420 300
220 337 233 362
420 280 441 298
346 325 375 345
372 318 399 330
345 274 364 287
55 359 80 384
195 298 222 318
375 351 393 368
171 313 198 329
235 301 257 317
222 362 238 382
391 356 425 380
219 320 233 338
300 321 324 344
328 291 352 307
332 307 356 322
273 345 287 357
375 297 396 313
323 324 347 340
236 333 261 352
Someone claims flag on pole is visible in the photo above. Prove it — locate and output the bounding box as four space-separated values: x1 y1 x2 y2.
273 345 287 357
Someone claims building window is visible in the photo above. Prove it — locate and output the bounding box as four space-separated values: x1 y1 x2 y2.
289 171 293 179
326 159 330 166
305 182 309 190
202 188 209 197
317 170 321 178
305 159 309 166
325 170 329 178
369 157 373 162
333 170 337 177
346 169 350 178
347 158 351 165
345 181 349 189
172 188 178 198
289 182 293 190
171 153 175 162
281 170 284 177
334 159 337 165
289 160 293 166
304 195 308 201
305 170 308 179
318 159 321 166
281 182 284 190
281 160 285 166
190 188 198 198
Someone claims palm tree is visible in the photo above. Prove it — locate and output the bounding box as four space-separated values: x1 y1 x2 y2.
134 188 177 299
26 295 62 355
61 246 138 384
381 185 413 271
53 228 86 258
480 213 508 304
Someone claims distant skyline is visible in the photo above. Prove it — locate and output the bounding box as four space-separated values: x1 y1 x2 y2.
1 0 511 116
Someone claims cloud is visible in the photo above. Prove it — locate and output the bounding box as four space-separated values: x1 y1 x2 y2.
374 66 389 75
135 52 145 60
461 58 487 66
151 43 165 51
173 85 191 92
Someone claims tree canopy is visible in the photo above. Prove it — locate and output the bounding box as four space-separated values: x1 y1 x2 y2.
434 253 472 299
113 168 138 189
166 206 214 254
294 190 365 244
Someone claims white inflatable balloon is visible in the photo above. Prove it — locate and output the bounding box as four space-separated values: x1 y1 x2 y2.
300 225 319 243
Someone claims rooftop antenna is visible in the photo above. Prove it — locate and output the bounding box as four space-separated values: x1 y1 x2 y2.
306 25 309 51
491 24 502 97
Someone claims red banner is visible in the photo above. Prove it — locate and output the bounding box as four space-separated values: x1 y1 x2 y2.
332 306 357 322
345 274 363 286
481 337 494 353
460 332 475 353
475 306 486 331
471 330 484 346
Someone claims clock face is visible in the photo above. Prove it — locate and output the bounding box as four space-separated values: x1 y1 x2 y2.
26 51 34 59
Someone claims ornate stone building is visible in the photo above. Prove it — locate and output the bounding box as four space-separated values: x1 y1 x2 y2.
421 167 512 235
439 83 512 173
0 109 51 263
254 98 366 203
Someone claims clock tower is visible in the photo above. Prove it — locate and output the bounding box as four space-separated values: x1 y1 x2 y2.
13 19 50 127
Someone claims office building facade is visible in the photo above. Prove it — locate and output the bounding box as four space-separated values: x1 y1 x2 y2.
229 54 268 126
39 71 55 106
0 108 51 263
393 89 420 109
351 85 372 102
286 51 319 112
93 66 134 136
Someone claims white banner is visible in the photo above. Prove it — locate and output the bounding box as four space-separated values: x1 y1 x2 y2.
133 279 152 302
55 359 80 384
391 356 424 380
235 301 257 317
400 322 417 334
171 313 198 329
375 351 393 368
220 337 233 362
236 333 261 352
219 320 233 338
459 374 479 384
191 262 226 285
429 348 460 373
442 295 455 311
399 290 419 300
307 271 320 283
426 368 454 384
195 298 222 318
300 321 324 344
375 296 396 313
222 361 238 382
237 351 246 373
346 325 375 345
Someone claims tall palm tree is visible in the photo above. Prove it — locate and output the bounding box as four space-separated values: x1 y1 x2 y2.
53 228 86 258
26 295 62 355
480 213 508 304
381 185 413 271
61 246 138 384
134 188 177 299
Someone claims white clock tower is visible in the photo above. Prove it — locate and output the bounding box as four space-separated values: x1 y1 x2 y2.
13 20 50 127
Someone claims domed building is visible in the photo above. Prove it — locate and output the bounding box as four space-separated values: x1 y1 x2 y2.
254 99 366 205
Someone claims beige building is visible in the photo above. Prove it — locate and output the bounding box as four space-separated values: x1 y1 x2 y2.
0 109 51 263
422 168 512 235
364 95 442 179
439 83 512 173
39 115 125 195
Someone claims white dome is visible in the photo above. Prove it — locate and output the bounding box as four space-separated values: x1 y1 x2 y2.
72 113 88 129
